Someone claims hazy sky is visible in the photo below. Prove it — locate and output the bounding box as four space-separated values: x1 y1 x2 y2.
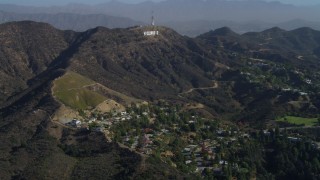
0 0 319 6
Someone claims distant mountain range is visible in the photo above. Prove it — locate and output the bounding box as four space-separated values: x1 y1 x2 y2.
0 11 142 31
1 0 320 36
165 19 320 37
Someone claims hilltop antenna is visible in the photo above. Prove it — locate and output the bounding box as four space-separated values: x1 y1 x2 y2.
151 11 155 26
143 10 159 36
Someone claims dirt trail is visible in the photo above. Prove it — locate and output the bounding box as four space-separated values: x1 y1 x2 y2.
54 83 98 93
39 109 75 130
179 81 218 95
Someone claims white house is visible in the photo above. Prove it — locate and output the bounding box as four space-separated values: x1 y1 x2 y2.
70 119 81 128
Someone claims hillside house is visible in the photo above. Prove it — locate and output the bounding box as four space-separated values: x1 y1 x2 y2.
67 119 81 128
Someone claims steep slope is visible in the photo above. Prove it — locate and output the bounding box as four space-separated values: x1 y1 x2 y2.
243 27 320 54
199 26 320 68
1 21 320 123
0 78 188 179
0 23 192 179
67 26 221 100
0 22 222 179
241 27 320 71
197 27 255 53
0 21 228 110
2 22 320 123
197 27 320 123
0 21 71 105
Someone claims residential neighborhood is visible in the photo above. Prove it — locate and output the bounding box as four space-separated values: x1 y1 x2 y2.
62 101 320 177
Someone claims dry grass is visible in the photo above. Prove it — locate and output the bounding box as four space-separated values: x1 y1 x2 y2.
52 72 106 110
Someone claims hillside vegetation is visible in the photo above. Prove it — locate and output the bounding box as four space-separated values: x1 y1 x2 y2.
53 72 106 110
1 21 320 179
277 116 319 126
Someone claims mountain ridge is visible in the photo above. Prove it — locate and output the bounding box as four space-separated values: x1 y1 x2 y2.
1 1 320 36
1 21 320 179
0 11 142 32
3 22 319 124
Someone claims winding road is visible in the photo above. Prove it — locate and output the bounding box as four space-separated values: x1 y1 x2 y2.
54 83 98 93
179 81 219 96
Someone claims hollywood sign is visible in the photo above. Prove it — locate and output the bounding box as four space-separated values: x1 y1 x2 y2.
144 31 159 36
